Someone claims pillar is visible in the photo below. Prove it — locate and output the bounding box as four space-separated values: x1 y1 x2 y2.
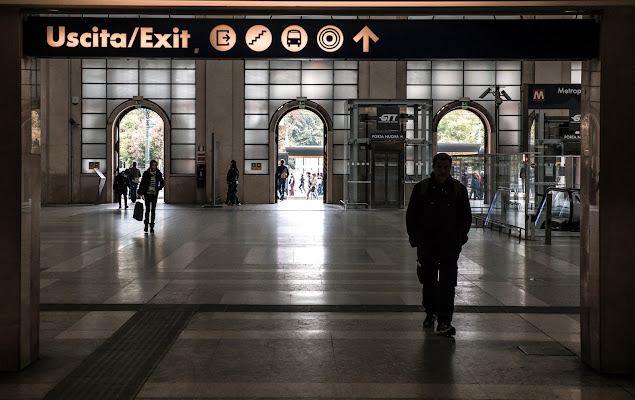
0 8 40 371
580 7 635 374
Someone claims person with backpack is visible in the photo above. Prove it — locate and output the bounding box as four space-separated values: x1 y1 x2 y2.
113 170 130 209
406 153 471 337
276 159 289 201
226 160 241 206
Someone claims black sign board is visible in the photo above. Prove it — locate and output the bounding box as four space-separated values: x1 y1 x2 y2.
24 18 599 60
528 84 581 110
529 84 581 140
376 106 400 131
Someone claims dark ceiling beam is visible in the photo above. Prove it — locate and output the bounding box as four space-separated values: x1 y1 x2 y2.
2 1 633 16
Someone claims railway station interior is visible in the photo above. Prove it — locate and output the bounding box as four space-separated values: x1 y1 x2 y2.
1 1 634 399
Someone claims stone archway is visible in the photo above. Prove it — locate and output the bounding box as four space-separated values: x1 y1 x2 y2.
268 100 334 204
106 99 171 203
432 100 496 154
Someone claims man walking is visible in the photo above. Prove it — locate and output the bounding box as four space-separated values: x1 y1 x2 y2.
276 159 289 201
129 161 141 203
137 160 164 233
406 153 472 337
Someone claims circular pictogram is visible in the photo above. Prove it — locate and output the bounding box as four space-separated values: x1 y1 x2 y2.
209 25 236 52
317 25 343 52
281 25 308 52
245 25 272 52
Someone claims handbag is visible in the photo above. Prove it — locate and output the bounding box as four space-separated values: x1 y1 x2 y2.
133 202 144 221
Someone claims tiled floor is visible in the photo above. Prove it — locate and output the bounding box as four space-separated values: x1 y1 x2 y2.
1 202 633 399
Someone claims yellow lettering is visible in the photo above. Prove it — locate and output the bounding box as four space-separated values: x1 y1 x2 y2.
79 32 91 47
110 33 126 48
46 26 65 47
67 32 79 47
180 30 190 48
92 26 99 48
154 33 172 48
140 27 153 48
172 27 179 48
100 29 111 47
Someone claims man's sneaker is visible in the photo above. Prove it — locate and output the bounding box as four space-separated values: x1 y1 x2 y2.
423 314 437 328
435 322 456 337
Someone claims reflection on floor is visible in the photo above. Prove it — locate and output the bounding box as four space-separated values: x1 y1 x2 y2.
1 204 633 399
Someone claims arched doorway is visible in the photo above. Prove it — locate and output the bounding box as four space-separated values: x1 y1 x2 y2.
277 109 325 201
432 100 495 154
107 99 171 203
269 100 333 204
117 107 165 202
437 109 485 155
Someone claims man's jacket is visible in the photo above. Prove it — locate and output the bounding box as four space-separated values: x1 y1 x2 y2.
406 174 472 252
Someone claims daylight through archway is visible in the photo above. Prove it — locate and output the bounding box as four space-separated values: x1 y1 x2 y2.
117 107 165 200
277 109 325 200
437 109 485 155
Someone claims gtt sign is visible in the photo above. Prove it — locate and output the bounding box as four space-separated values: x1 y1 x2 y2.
533 89 546 101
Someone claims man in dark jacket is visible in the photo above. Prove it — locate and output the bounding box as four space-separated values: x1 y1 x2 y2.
113 170 130 209
406 153 472 337
137 160 164 233
275 159 289 201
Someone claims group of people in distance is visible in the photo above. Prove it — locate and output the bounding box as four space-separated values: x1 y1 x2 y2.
275 159 322 201
113 160 164 233
460 169 486 200
224 159 322 205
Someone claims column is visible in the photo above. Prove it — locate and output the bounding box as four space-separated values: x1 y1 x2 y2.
580 7 635 374
0 8 40 371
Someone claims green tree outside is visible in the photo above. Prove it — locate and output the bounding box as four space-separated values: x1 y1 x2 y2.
278 109 324 153
118 108 164 170
437 109 484 144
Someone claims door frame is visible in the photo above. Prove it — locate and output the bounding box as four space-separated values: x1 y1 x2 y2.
107 99 171 203
269 99 334 204
370 141 404 208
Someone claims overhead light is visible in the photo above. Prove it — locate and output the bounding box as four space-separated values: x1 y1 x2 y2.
501 90 512 101
479 87 492 99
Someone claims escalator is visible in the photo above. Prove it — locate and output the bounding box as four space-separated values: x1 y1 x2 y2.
534 187 580 232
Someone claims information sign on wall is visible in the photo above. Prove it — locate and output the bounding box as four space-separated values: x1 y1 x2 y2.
528 84 581 140
376 106 400 131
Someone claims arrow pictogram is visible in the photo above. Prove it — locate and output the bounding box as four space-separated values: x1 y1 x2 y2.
353 26 379 53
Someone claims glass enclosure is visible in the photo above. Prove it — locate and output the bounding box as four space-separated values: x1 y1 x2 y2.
452 153 581 237
343 99 433 209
